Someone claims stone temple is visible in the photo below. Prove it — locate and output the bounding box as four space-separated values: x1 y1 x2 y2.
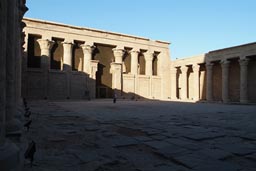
0 1 256 170
22 18 256 103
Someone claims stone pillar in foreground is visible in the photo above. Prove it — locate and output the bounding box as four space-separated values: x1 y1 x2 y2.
221 59 230 103
206 62 213 101
180 66 188 100
0 0 7 145
0 0 27 170
130 49 139 75
6 0 21 134
37 39 54 99
111 48 125 97
193 64 200 101
239 58 249 103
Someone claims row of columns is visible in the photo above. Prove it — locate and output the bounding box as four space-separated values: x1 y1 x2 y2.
206 58 250 103
37 40 98 76
172 65 200 101
36 39 99 98
0 0 28 170
111 48 156 97
173 57 250 103
112 48 156 75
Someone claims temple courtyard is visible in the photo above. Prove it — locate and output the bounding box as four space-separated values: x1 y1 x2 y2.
23 100 256 171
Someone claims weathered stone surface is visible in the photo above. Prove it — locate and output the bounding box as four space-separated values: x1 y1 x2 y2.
23 100 256 171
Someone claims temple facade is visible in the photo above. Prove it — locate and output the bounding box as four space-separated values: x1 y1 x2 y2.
22 18 171 100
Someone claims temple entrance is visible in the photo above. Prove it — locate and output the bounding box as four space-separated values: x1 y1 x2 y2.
94 44 115 98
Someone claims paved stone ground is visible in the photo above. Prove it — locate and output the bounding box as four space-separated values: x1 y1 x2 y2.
22 100 256 171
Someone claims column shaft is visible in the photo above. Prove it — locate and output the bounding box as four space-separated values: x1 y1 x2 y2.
0 0 7 144
6 0 21 134
62 42 73 71
193 65 200 101
206 63 213 101
37 39 54 99
170 68 177 100
81 44 94 74
144 52 154 76
239 59 249 103
180 66 187 100
89 60 99 99
111 48 125 97
130 50 139 75
221 60 230 103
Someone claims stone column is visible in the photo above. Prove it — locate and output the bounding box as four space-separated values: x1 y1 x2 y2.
113 48 125 64
239 58 249 103
81 44 94 74
193 64 200 101
15 1 28 122
6 0 21 134
170 68 177 100
111 48 125 97
37 39 54 99
144 51 154 76
0 0 7 144
180 66 188 100
206 62 213 101
221 59 230 103
37 39 55 69
130 49 139 75
62 41 73 71
62 41 73 99
89 60 99 99
0 0 27 170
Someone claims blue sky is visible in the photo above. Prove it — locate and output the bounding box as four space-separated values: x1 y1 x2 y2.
25 0 256 60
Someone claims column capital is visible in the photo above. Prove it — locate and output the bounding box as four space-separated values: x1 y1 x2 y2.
130 49 140 55
180 66 188 72
220 59 230 64
112 48 125 56
81 44 95 54
206 62 214 69
239 58 249 66
62 41 74 45
112 48 125 63
37 39 55 51
192 64 200 71
221 59 230 68
144 51 154 61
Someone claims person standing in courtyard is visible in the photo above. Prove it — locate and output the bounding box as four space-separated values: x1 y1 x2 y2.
113 90 117 103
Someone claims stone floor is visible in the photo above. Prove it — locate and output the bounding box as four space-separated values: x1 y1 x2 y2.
22 100 256 171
